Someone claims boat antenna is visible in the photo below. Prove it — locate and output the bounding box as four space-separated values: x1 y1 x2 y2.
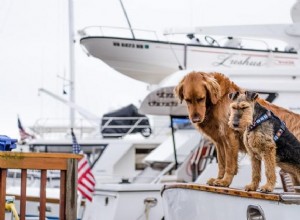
68 0 75 129
119 0 135 39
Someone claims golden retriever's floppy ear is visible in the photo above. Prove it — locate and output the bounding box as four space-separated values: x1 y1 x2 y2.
174 76 186 103
204 76 221 104
228 92 240 101
245 91 258 101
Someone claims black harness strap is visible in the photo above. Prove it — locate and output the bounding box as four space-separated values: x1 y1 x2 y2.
248 110 286 142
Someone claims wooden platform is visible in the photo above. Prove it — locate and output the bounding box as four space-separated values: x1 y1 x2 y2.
162 183 281 201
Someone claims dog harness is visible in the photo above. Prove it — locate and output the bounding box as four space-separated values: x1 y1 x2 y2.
248 110 286 142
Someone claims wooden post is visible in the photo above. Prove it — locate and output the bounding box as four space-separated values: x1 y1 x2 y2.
39 170 47 220
0 169 7 219
20 169 27 220
60 170 67 220
66 158 78 220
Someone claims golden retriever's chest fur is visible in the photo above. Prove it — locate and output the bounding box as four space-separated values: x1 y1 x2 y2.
195 101 231 139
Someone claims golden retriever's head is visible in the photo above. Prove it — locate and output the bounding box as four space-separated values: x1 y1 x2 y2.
174 72 221 124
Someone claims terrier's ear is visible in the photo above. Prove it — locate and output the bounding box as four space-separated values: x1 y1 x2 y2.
245 91 258 101
228 92 240 100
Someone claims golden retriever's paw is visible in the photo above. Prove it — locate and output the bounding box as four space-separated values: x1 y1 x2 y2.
244 183 258 191
260 184 274 193
206 178 217 185
213 179 230 187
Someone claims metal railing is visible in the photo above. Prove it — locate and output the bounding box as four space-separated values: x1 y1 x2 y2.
101 116 151 138
78 25 159 41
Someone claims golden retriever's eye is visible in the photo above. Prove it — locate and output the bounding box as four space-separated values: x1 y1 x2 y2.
196 98 204 103
185 99 191 104
231 106 237 110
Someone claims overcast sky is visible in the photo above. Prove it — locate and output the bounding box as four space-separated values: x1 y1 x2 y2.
0 0 296 138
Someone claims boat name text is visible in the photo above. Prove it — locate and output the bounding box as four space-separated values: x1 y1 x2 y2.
213 54 265 67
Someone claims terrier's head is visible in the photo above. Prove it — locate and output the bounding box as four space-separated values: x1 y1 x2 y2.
228 91 258 131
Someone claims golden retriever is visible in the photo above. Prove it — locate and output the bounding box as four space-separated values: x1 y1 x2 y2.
174 71 300 187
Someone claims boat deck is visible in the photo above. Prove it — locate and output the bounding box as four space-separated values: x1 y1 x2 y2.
162 183 300 203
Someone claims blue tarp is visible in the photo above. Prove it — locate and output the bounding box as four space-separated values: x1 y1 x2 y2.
0 135 17 151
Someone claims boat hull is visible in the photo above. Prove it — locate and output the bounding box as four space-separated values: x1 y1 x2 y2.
162 184 300 220
82 184 164 220
80 37 299 84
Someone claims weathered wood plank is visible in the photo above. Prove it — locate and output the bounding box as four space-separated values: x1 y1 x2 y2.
20 169 27 220
0 153 82 170
66 158 78 220
60 170 67 220
162 183 281 201
0 169 7 219
0 152 82 159
39 170 47 220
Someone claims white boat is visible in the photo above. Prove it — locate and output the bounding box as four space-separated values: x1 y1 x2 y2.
162 185 300 219
79 26 300 85
161 156 300 220
78 0 300 85
83 134 208 220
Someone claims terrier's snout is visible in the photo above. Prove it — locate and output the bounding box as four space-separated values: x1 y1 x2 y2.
232 121 239 128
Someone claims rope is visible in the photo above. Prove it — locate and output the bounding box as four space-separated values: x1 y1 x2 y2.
136 198 157 220
5 202 20 220
136 202 152 220
165 35 184 70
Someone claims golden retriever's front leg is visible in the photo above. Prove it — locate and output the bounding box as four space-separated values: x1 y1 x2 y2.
214 135 239 187
207 143 225 185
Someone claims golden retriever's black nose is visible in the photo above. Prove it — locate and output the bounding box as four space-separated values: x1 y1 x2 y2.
191 114 201 123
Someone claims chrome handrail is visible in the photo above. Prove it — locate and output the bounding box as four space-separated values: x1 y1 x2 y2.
78 25 159 40
101 116 151 137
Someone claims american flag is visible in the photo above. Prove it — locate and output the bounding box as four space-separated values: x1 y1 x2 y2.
71 128 96 202
18 116 35 141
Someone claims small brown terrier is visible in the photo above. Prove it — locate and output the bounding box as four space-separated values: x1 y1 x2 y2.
228 91 300 192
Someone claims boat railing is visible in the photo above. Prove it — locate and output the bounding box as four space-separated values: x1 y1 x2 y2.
0 152 82 220
101 116 152 138
80 25 298 53
28 116 170 140
78 25 160 41
30 117 97 139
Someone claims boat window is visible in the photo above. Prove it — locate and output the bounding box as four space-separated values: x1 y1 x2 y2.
256 92 278 103
172 118 193 130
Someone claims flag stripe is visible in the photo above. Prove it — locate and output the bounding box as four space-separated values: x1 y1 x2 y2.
78 186 93 201
71 129 95 202
18 117 34 141
78 179 95 192
78 172 95 185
